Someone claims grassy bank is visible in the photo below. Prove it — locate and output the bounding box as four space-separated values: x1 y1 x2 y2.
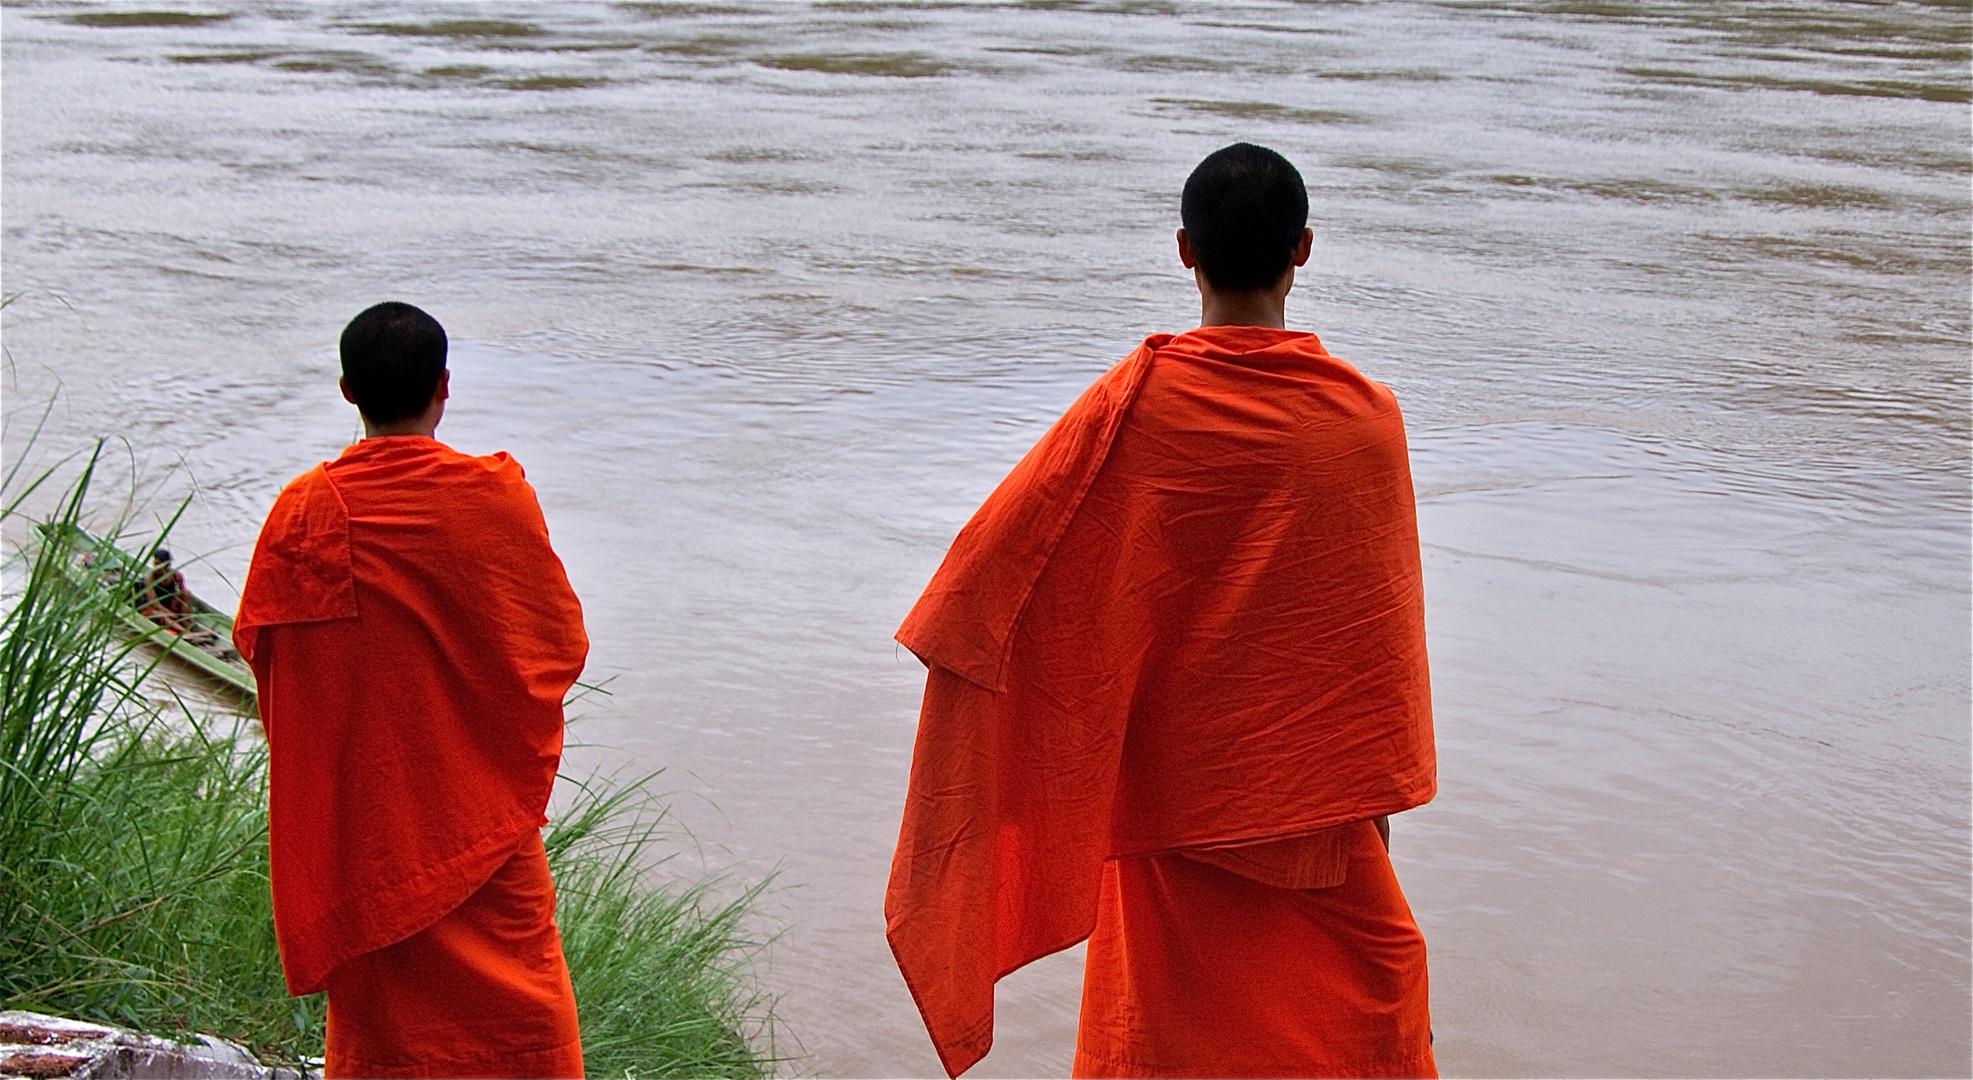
0 446 779 1076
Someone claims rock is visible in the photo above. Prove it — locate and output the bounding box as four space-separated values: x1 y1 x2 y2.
0 1012 311 1080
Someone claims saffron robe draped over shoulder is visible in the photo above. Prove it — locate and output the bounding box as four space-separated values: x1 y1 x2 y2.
888 326 1436 1077
233 436 589 1000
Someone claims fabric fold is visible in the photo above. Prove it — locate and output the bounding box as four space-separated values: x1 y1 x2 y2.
233 464 357 646
897 338 1164 692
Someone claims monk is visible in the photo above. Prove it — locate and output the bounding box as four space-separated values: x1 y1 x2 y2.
234 302 589 1079
886 143 1437 1079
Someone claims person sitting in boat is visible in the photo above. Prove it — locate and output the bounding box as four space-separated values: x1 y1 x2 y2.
140 548 220 648
139 549 190 623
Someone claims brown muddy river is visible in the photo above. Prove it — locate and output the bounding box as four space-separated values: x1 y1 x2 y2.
3 2 1968 1076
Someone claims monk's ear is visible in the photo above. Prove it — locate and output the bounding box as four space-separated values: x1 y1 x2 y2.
338 377 357 406
1176 228 1197 269
435 369 451 402
1292 227 1313 268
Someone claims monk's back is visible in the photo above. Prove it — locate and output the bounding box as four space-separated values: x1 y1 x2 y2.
999 326 1433 854
1083 327 1432 849
240 437 586 999
320 437 581 721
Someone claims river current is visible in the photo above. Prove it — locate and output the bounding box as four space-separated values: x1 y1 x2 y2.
3 2 1968 1076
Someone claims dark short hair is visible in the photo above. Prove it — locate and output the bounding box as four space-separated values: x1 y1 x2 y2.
340 302 447 425
1180 143 1309 293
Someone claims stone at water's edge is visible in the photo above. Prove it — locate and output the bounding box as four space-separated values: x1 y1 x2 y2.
0 1012 310 1080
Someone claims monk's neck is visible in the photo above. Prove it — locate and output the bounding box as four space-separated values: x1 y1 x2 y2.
1195 275 1292 330
1198 297 1287 330
361 422 440 440
360 401 445 440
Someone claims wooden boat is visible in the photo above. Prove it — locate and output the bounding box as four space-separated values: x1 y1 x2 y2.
36 522 257 699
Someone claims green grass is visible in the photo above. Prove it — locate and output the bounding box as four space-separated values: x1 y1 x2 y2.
550 769 780 1077
0 444 779 1076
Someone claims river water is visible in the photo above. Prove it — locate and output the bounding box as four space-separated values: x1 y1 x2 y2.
3 2 1967 1076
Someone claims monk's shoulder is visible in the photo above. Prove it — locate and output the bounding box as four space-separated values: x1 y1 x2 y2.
1278 336 1396 403
414 443 530 489
454 450 550 524
275 459 332 496
476 449 524 479
261 462 341 525
469 450 537 495
1285 348 1405 425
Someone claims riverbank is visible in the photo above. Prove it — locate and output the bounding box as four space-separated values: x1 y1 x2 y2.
0 446 781 1077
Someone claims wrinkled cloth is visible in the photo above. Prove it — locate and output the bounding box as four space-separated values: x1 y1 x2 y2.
324 831 584 1079
1074 820 1435 1079
235 435 588 999
888 326 1435 1077
1180 821 1358 891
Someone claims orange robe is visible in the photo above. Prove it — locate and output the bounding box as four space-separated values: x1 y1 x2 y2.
1075 822 1434 1078
888 326 1436 1078
234 435 588 1079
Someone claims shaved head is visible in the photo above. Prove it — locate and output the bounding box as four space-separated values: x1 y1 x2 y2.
1181 143 1309 294
340 302 447 426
